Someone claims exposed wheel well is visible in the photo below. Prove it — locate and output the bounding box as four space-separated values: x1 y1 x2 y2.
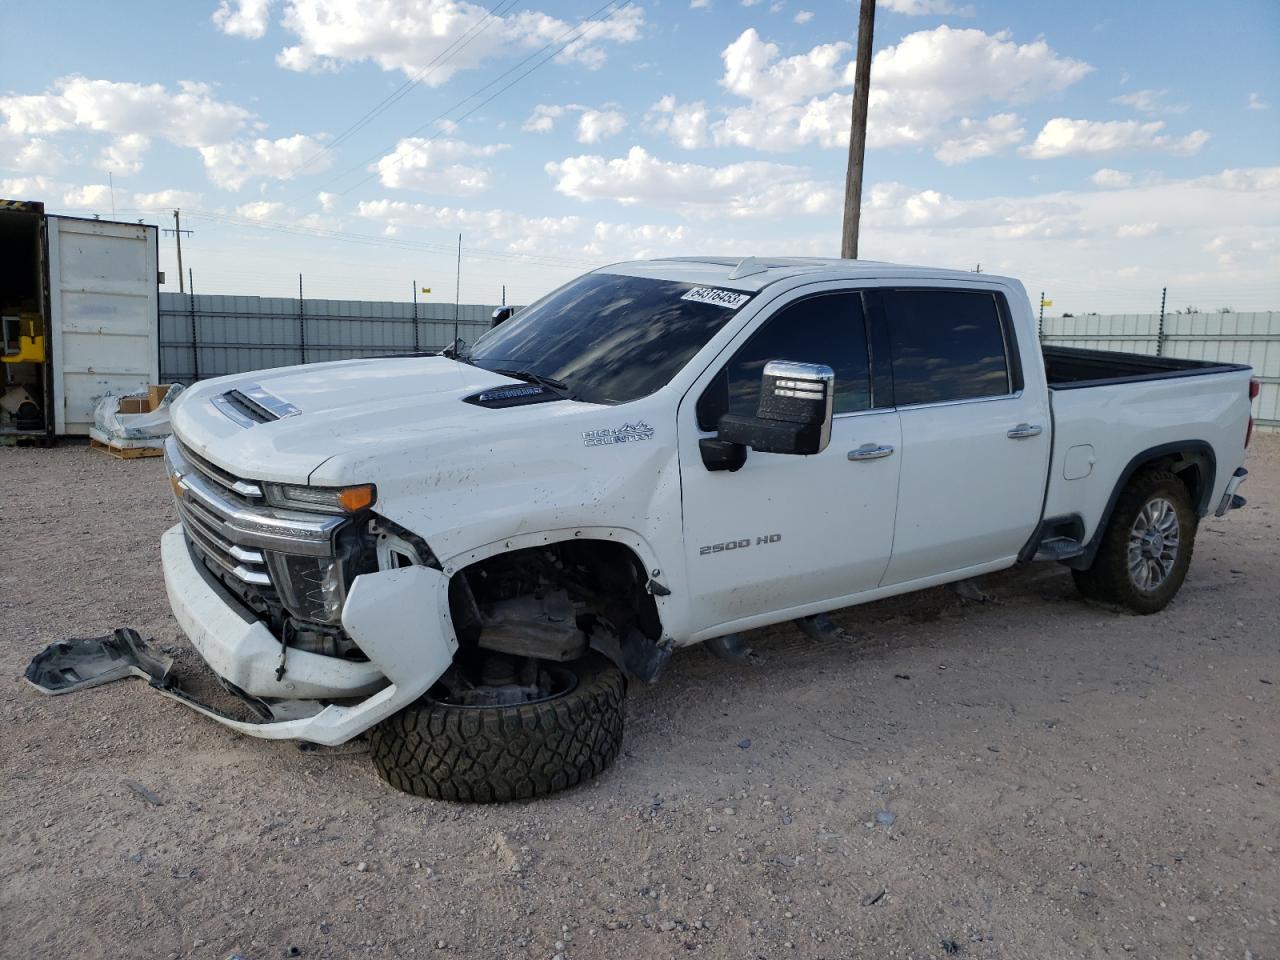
447 539 666 680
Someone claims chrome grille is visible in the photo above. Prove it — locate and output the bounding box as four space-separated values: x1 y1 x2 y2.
177 439 263 500
166 436 343 592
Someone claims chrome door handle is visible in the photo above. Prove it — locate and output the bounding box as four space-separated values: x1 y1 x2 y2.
1007 423 1043 439
848 443 895 461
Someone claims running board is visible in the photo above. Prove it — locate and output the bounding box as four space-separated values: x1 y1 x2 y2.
1034 537 1086 562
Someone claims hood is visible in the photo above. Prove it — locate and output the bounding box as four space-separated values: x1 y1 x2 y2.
169 356 518 482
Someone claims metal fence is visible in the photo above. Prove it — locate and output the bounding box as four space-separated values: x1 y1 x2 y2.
1040 310 1279 431
159 292 504 384
159 294 1278 432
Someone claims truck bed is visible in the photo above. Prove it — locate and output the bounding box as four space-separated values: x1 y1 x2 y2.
1043 345 1250 389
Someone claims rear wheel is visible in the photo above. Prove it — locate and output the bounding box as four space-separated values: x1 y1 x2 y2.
1072 467 1196 614
370 652 625 802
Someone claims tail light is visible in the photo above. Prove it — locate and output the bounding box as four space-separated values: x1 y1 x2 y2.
1246 377 1259 449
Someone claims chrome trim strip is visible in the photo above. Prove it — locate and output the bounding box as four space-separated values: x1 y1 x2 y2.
895 389 1024 412
166 437 342 558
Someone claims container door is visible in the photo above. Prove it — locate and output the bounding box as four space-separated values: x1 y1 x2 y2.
47 217 159 435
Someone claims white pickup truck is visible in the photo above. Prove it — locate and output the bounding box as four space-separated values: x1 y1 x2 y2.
140 257 1255 801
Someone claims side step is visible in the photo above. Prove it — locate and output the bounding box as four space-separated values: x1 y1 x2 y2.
1034 536 1085 562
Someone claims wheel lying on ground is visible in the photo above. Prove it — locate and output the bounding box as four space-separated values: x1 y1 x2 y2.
370 652 625 802
1071 467 1197 615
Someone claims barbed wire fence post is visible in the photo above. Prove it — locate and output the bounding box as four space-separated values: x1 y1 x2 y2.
1157 285 1168 357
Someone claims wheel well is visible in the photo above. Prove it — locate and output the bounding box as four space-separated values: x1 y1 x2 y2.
1070 441 1217 570
448 539 665 675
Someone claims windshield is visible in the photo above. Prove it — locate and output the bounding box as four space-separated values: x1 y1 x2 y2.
467 273 751 405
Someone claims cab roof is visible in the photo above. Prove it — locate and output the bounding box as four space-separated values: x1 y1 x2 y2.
598 256 1014 293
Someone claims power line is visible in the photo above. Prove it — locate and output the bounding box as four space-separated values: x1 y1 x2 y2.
282 0 525 181
177 207 604 269
295 0 633 209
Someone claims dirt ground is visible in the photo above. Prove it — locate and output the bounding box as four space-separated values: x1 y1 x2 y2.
1 437 1277 960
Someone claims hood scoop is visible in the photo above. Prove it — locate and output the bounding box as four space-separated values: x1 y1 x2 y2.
211 383 301 428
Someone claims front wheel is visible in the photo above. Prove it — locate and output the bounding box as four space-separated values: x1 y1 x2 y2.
1072 467 1197 615
370 652 625 802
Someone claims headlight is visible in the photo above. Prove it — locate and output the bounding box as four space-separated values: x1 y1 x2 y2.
264 482 376 515
266 553 347 624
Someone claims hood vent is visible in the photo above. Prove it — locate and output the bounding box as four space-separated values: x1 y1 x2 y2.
211 383 301 428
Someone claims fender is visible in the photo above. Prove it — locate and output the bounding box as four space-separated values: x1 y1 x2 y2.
1067 440 1216 570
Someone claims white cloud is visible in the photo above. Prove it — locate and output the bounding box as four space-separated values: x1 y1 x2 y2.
355 199 692 261
576 109 627 144
61 184 114 208
0 175 57 199
133 189 203 209
373 137 508 193
1024 118 1209 159
1115 222 1157 238
0 75 250 149
646 96 709 149
522 104 566 134
793 10 813 23
720 28 853 108
878 0 975 15
212 0 275 39
1248 92 1269 111
709 26 1090 161
0 135 65 173
274 0 643 80
545 145 837 219
99 133 151 174
1110 88 1186 114
316 191 337 211
237 200 288 220
199 133 331 190
934 113 1023 164
522 104 626 143
1090 168 1132 188
690 0 711 8
854 166 1280 312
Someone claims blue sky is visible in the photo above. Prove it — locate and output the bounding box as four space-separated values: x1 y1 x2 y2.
2 0 1277 313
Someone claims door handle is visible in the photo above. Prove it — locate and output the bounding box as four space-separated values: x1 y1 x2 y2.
848 443 895 461
1007 423 1043 439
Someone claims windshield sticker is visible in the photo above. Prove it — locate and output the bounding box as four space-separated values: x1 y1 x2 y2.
583 421 655 447
681 287 751 310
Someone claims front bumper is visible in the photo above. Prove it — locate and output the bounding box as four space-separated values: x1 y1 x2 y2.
161 525 456 745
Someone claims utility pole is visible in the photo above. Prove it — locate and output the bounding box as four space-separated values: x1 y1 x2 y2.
840 0 875 260
163 210 193 292
1038 291 1045 340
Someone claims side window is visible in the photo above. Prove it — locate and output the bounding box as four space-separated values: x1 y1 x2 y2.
884 290 1013 406
698 292 871 429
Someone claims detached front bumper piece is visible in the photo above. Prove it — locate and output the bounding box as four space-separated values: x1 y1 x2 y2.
75 525 458 746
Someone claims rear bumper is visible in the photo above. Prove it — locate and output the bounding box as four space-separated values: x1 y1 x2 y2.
1214 467 1248 517
161 525 456 745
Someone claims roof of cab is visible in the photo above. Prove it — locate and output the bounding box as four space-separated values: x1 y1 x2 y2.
597 256 1014 292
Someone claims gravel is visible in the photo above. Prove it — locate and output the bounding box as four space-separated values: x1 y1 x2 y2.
1 437 1278 959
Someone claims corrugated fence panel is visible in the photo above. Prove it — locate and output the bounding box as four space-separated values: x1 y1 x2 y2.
160 292 509 385
161 295 1278 431
1042 310 1279 431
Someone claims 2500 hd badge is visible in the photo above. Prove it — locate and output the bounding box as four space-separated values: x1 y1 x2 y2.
700 533 782 555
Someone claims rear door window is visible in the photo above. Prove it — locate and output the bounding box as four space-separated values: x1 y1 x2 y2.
883 290 1014 406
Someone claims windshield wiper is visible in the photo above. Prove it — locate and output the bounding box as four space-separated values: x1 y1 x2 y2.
493 367 578 400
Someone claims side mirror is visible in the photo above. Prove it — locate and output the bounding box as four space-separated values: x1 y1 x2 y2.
716 360 834 456
491 306 516 327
